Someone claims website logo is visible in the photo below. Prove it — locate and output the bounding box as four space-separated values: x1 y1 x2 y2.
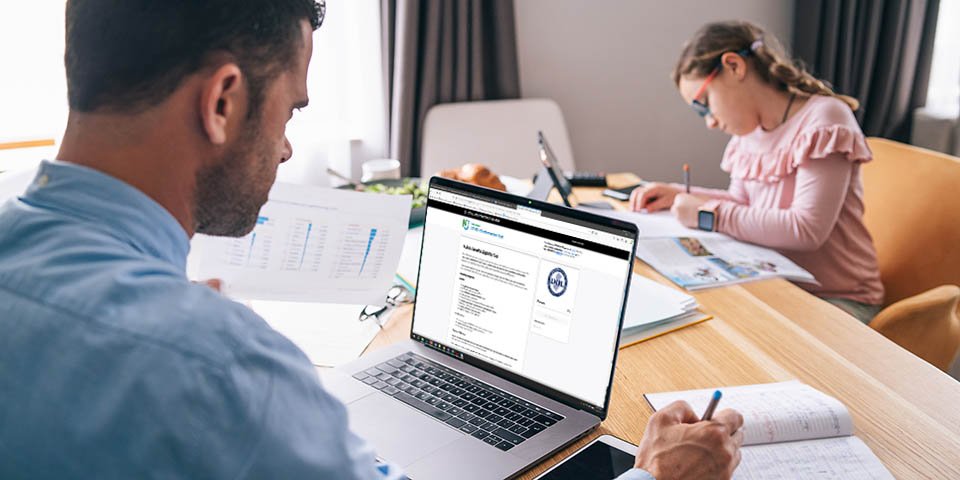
462 219 470 231
547 267 568 297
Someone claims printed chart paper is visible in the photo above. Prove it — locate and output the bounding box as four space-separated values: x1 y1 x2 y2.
189 182 410 304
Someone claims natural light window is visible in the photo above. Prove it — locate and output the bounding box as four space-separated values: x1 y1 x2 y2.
925 0 960 116
0 1 385 182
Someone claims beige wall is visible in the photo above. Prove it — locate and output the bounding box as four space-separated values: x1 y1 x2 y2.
514 0 794 188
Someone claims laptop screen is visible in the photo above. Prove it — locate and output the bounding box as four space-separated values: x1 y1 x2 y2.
411 178 636 415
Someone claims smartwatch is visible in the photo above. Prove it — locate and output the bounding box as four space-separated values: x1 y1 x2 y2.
697 206 717 232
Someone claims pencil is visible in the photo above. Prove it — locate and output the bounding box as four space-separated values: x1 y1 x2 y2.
683 164 690 194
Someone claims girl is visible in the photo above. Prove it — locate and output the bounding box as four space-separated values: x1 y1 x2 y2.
631 21 884 323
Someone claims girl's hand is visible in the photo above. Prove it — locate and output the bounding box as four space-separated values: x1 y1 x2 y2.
629 183 683 212
671 194 708 228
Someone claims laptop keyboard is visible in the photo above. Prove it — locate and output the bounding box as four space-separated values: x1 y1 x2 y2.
351 352 564 451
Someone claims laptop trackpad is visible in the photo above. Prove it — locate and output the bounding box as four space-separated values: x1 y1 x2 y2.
346 393 462 466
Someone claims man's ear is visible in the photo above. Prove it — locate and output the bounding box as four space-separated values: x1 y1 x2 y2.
720 52 748 81
200 64 245 145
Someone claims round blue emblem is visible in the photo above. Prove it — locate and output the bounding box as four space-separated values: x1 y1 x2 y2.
547 267 568 297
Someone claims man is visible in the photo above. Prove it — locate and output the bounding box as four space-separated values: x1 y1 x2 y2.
0 1 743 478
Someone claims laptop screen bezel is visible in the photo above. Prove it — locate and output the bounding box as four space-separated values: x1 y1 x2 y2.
408 176 638 419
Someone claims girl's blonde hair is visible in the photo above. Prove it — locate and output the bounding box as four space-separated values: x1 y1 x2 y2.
672 21 859 111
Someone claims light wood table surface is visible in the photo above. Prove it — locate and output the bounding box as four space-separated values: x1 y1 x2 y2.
349 173 960 479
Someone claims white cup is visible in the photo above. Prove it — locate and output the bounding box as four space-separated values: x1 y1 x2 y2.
361 158 401 183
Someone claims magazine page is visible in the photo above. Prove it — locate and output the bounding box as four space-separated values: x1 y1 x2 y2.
634 237 816 290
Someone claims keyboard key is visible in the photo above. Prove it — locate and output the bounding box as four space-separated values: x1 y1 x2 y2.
471 430 489 440
459 424 478 434
522 423 545 438
474 409 490 418
495 441 514 451
497 418 515 428
470 397 486 405
442 394 457 402
486 414 502 424
494 407 510 416
414 392 428 401
394 393 452 421
482 401 499 410
372 381 388 390
461 392 476 401
352 372 368 381
493 428 524 445
385 378 401 386
469 417 485 426
463 404 479 413
425 397 439 406
479 421 497 431
506 412 522 421
383 386 400 396
376 364 398 374
445 417 466 429
362 377 377 385
365 368 380 376
476 390 491 399
449 387 465 396
482 435 501 447
458 412 476 422
534 415 557 426
387 359 405 368
436 402 450 410
508 424 527 435
453 399 468 407
498 398 515 408
447 407 463 416
421 385 435 394
517 418 534 427
465 385 480 393
488 395 503 404
402 386 417 395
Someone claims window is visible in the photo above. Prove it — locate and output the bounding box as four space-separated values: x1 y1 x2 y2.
0 1 386 182
925 0 960 116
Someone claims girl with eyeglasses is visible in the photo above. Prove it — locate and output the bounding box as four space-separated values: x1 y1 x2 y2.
630 21 883 324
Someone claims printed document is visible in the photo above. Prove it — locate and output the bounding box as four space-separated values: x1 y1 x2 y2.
645 381 893 479
188 182 410 304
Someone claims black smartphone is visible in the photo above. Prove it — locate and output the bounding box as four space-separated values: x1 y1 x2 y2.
601 183 645 201
533 434 637 480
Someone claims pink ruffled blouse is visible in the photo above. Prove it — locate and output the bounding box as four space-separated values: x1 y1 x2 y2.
693 95 884 305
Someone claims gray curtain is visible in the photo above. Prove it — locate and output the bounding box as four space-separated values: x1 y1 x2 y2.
381 0 521 176
793 0 940 141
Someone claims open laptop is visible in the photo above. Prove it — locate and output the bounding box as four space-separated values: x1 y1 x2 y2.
536 131 614 210
323 176 638 479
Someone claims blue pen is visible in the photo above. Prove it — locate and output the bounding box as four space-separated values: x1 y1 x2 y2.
701 390 722 421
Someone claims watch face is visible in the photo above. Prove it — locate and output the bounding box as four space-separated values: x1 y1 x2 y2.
698 210 714 231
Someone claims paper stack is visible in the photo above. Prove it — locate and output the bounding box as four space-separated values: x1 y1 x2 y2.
619 274 710 349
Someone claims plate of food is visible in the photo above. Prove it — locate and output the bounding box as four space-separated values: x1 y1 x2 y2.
338 177 428 227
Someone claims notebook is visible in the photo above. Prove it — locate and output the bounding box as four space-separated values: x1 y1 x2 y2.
618 274 711 348
644 381 893 480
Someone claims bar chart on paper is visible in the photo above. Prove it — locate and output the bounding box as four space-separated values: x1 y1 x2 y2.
188 183 411 304
333 225 391 279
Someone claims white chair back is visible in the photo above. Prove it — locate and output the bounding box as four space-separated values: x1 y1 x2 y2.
420 98 576 179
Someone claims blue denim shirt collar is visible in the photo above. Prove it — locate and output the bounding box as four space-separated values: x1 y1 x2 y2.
20 160 191 272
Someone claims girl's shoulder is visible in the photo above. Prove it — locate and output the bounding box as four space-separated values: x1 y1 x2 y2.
721 95 871 183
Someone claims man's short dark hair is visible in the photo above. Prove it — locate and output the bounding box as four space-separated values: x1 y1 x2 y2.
65 0 324 115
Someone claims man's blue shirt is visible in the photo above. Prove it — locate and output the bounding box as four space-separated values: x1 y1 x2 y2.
0 161 402 479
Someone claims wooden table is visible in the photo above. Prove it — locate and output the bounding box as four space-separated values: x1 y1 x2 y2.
346 174 960 479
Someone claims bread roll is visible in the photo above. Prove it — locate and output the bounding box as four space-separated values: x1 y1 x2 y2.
434 164 506 191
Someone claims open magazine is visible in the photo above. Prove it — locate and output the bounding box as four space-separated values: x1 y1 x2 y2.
645 381 893 480
634 236 817 290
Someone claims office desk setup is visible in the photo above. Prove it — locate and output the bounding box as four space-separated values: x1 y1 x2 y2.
336 173 960 479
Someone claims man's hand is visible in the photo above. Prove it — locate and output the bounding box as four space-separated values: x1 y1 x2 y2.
195 278 223 292
670 194 707 228
634 400 744 480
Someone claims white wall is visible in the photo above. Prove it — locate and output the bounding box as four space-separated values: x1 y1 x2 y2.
514 0 794 188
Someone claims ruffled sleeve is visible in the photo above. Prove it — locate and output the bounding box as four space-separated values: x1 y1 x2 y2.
721 125 873 183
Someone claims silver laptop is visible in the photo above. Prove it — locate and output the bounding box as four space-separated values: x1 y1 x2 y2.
323 176 638 479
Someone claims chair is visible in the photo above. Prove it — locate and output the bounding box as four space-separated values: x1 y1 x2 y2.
420 98 576 179
861 137 960 371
